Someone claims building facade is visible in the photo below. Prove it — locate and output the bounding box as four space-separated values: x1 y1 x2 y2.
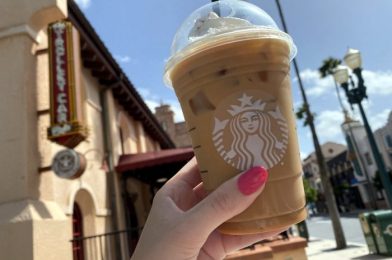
302 142 347 192
155 104 192 148
342 112 391 209
0 1 193 259
326 150 365 212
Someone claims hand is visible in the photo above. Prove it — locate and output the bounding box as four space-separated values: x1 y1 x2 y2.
131 157 283 260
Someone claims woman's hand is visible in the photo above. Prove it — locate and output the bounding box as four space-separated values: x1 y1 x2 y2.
131 157 284 260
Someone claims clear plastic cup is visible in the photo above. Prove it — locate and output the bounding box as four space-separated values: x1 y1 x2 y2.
164 0 306 235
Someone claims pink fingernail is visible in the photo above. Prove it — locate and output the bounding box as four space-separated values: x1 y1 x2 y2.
237 166 268 196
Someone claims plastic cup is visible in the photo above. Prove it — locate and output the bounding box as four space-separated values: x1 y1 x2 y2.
164 0 306 235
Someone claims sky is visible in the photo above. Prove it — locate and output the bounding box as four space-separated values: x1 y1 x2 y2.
75 0 392 158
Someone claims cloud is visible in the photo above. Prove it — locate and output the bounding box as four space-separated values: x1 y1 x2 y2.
300 151 307 160
311 107 390 147
114 55 137 64
74 0 91 9
315 110 345 141
144 99 160 113
362 70 392 95
369 109 391 130
295 69 392 97
293 69 336 97
344 100 390 130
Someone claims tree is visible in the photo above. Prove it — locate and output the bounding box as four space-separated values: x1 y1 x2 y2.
319 57 341 78
275 0 347 249
303 178 317 203
318 57 345 110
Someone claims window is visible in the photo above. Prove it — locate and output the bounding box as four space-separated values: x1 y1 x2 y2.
364 152 373 166
385 135 392 148
161 121 167 131
119 127 125 155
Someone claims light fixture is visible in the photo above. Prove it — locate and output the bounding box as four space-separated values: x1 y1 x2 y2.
344 48 362 70
333 65 349 84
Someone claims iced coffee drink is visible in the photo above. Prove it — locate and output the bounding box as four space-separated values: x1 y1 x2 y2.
165 0 306 235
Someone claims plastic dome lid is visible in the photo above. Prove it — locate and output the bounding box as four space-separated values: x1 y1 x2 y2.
165 0 297 86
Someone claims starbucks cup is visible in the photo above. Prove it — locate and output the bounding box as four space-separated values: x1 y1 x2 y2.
164 0 306 235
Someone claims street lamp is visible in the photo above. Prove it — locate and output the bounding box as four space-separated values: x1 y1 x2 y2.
334 48 392 207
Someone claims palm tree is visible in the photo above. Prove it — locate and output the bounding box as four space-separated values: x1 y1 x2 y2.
319 58 345 109
319 57 341 78
274 0 347 249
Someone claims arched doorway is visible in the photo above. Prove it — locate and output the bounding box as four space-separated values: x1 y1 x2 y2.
72 203 85 260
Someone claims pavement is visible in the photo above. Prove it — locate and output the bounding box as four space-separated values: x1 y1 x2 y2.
306 237 392 260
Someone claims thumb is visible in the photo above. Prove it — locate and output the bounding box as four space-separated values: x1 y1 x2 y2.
186 166 268 238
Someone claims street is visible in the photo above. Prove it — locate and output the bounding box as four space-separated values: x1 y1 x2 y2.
306 215 365 244
303 215 392 259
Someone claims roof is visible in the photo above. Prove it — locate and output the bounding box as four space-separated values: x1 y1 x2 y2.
67 1 175 149
116 147 194 173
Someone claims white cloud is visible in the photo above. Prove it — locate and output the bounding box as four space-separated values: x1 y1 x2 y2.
300 151 307 160
144 99 160 114
114 55 137 64
315 110 345 141
344 100 390 130
75 0 91 9
115 55 130 63
311 107 391 145
294 69 336 97
369 109 391 130
362 70 392 95
295 69 392 98
293 100 302 110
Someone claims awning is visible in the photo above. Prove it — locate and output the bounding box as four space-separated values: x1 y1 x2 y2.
116 148 194 184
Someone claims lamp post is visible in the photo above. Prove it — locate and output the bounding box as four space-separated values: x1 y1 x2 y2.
274 0 346 249
334 48 392 207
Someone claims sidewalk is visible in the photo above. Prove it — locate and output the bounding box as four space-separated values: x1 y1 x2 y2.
307 237 392 259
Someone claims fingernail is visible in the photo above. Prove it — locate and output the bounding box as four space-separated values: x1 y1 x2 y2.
237 166 268 196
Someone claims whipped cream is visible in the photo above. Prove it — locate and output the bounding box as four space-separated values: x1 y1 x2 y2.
189 11 252 39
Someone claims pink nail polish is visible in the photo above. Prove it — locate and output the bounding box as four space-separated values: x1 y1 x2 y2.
237 166 268 195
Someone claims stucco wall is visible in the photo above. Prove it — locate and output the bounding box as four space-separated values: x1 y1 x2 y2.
0 1 165 259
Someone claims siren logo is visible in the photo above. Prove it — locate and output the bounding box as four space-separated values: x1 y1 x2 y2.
212 93 289 171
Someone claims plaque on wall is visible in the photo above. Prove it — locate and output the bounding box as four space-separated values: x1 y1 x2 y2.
52 149 86 179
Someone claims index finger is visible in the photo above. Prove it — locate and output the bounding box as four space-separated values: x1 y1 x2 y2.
165 157 202 189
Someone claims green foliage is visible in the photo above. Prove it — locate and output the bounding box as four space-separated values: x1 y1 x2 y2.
333 181 350 195
295 103 315 126
318 57 342 78
303 178 317 203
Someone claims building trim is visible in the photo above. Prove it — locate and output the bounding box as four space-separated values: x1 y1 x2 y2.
66 183 110 217
0 23 40 43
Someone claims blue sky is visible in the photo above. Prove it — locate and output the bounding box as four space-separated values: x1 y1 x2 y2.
75 0 392 158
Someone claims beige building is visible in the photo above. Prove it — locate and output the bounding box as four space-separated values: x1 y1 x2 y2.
0 1 193 259
341 111 392 209
155 104 192 148
302 142 346 191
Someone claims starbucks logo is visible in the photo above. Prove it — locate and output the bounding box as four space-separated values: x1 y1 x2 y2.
212 93 289 171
